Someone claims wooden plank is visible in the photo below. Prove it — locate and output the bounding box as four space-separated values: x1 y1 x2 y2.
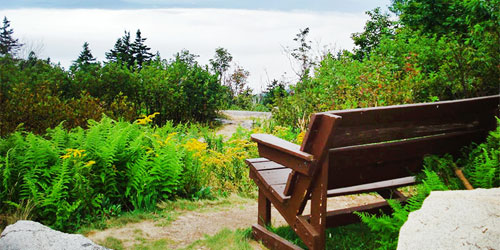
252 224 303 250
258 189 271 226
328 130 486 189
323 95 498 147
252 134 314 161
249 166 291 203
321 94 499 125
302 200 406 228
309 160 328 250
253 160 287 171
284 114 341 196
327 176 416 197
246 158 271 164
294 216 320 249
258 168 291 185
258 144 313 176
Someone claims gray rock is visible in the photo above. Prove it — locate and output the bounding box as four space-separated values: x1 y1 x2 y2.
0 220 110 250
397 188 500 250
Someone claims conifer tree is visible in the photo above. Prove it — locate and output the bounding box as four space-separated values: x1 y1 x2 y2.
72 42 96 70
0 16 23 56
105 31 133 66
132 29 153 68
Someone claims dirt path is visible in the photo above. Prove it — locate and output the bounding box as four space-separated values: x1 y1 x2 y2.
86 111 384 249
86 195 383 249
215 110 271 139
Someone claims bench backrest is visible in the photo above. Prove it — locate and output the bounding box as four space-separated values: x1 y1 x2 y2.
300 95 499 190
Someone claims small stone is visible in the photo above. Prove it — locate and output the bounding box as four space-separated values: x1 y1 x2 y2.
0 220 110 250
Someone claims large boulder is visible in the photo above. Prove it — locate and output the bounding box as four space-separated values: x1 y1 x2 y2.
0 220 109 250
397 188 500 250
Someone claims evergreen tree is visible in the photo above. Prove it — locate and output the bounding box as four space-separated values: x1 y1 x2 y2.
71 42 96 70
105 31 133 66
0 16 23 56
131 29 153 68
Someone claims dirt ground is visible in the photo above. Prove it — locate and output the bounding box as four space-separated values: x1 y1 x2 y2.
215 110 271 139
86 194 383 249
86 111 384 249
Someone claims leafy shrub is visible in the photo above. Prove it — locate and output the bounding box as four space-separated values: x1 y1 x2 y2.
0 81 136 136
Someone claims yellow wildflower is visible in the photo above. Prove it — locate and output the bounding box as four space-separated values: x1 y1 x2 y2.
136 112 160 125
60 148 86 159
297 131 306 145
84 160 96 167
184 138 207 158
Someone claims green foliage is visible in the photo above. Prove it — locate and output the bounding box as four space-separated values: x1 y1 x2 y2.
0 116 260 231
351 7 396 60
357 121 500 249
138 53 225 124
270 223 378 250
273 0 499 129
461 118 500 188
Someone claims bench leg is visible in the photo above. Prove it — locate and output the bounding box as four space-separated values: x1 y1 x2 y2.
309 162 328 250
258 189 271 226
252 224 303 250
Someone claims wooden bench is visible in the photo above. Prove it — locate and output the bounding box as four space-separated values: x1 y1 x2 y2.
246 95 499 250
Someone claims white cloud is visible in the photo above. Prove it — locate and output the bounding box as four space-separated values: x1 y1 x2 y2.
1 8 368 92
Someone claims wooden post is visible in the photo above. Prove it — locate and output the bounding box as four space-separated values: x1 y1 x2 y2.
309 161 328 250
258 189 271 226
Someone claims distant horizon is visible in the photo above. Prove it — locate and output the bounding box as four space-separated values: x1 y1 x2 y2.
0 0 390 13
0 4 391 92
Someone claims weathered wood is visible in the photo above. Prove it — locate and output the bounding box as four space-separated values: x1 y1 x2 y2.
305 200 404 228
247 95 499 250
309 161 328 250
322 95 498 148
328 130 486 189
252 133 314 161
257 143 313 176
258 189 271 226
327 176 415 197
252 224 303 250
251 160 287 171
294 216 320 249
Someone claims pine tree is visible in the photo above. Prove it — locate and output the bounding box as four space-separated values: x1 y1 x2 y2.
72 42 96 70
0 16 23 56
131 29 153 68
105 31 133 66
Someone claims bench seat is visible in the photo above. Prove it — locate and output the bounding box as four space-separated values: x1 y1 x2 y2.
248 158 417 202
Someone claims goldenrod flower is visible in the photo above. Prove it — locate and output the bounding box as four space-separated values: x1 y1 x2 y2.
136 112 160 125
84 160 96 167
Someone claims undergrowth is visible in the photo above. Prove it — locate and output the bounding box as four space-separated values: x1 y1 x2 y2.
0 115 260 232
357 118 500 249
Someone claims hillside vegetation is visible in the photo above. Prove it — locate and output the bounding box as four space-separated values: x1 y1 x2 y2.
0 0 498 249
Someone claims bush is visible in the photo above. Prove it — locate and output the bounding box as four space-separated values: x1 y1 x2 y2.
0 81 136 137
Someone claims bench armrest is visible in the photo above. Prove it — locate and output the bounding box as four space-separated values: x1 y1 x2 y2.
251 134 314 175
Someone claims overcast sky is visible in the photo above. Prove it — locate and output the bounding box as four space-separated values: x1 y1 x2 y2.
0 1 391 92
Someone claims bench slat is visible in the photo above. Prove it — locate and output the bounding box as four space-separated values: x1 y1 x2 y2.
252 134 314 161
322 95 498 148
328 130 486 189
